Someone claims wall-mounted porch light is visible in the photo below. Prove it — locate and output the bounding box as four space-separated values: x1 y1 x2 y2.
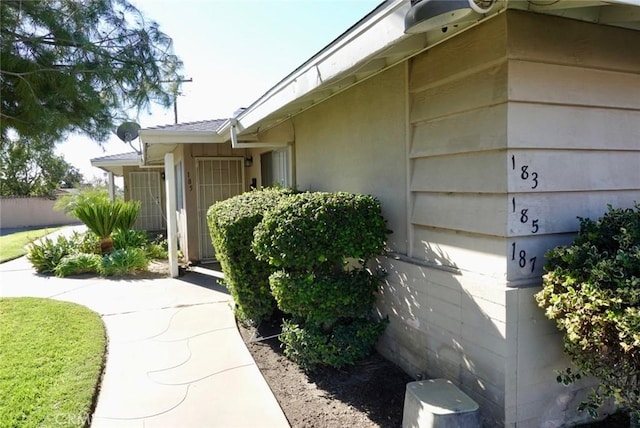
245 155 253 167
404 0 495 34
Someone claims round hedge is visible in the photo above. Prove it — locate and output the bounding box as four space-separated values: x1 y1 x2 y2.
280 318 388 371
269 269 382 325
207 187 295 322
253 192 388 271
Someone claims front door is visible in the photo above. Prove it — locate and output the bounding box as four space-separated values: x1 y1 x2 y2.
196 158 244 260
129 171 164 231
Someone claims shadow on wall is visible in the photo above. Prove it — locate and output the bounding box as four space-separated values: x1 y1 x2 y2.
372 239 597 427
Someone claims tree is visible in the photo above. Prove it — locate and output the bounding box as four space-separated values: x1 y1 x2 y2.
0 136 84 196
0 0 182 144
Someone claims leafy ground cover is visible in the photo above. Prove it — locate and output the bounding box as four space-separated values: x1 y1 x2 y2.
0 298 106 427
0 227 61 263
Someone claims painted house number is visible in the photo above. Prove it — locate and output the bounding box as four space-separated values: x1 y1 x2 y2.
510 154 542 276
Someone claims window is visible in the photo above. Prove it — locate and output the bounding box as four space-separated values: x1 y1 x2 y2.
261 148 290 187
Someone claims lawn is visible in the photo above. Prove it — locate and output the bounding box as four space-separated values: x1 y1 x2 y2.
0 227 61 263
0 298 106 427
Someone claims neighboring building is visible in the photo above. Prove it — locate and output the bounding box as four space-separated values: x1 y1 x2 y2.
94 1 640 425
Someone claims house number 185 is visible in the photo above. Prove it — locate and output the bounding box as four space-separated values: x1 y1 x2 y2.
512 197 540 234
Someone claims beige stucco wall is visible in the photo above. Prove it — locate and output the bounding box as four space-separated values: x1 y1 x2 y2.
293 63 408 253
282 9 640 428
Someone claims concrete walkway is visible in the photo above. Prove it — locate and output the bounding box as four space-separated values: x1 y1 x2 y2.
0 227 289 428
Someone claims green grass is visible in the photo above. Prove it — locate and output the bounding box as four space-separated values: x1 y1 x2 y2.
0 298 106 428
0 227 62 263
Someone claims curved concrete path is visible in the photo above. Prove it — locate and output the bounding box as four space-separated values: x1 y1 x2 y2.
0 227 289 428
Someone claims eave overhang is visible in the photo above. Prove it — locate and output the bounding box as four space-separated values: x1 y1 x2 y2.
223 0 640 140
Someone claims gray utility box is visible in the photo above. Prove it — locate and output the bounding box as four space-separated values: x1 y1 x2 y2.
402 379 481 428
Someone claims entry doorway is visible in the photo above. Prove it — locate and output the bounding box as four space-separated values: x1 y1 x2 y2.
196 158 244 260
129 171 164 231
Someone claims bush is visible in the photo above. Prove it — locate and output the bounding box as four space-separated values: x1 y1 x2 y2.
253 191 389 370
68 231 101 255
535 203 640 418
253 192 388 270
54 253 102 277
269 269 382 325
281 318 388 371
112 229 149 250
27 235 73 274
100 248 148 276
145 240 168 260
207 187 295 323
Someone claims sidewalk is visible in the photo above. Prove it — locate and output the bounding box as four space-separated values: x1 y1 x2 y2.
0 228 289 427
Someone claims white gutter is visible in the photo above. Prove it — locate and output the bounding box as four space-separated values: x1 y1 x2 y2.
227 118 288 149
226 0 408 134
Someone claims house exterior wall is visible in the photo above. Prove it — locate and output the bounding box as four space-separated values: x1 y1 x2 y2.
283 9 640 428
293 63 408 253
399 15 511 425
503 11 640 427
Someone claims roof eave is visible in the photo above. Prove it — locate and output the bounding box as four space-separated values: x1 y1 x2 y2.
227 0 639 137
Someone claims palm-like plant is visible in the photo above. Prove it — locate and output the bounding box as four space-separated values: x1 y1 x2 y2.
73 201 124 254
116 200 141 231
73 199 142 254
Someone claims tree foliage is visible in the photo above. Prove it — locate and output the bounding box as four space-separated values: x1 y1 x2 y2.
0 0 183 143
0 136 83 196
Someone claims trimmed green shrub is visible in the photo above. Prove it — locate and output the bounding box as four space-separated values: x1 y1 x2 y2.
535 203 640 418
206 187 295 322
253 191 389 370
100 248 148 276
54 253 102 277
253 192 388 270
281 318 388 371
27 235 73 274
269 269 383 325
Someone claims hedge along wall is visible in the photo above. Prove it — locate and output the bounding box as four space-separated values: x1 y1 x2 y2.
253 191 390 369
206 187 295 322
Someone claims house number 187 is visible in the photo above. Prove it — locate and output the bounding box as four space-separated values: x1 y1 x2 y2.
511 242 537 273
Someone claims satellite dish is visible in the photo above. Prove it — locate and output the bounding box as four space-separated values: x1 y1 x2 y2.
116 122 141 154
117 121 140 143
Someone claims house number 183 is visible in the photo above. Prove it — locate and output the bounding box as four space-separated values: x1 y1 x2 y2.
511 155 539 189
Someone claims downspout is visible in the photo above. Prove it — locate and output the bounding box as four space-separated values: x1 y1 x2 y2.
227 119 288 149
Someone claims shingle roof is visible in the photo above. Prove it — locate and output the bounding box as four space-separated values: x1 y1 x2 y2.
143 119 226 133
91 151 139 163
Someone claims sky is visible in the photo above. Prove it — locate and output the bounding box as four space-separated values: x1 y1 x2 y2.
56 0 382 182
